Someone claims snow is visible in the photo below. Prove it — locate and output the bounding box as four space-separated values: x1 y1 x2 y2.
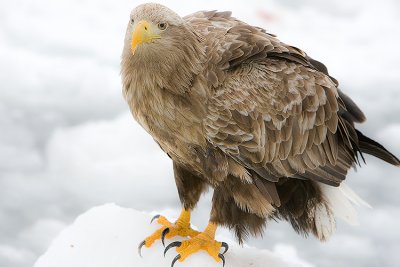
34 204 313 267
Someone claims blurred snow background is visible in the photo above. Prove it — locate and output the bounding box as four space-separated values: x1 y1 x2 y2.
0 0 399 267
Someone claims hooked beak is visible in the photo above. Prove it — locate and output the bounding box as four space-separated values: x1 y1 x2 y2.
131 20 161 54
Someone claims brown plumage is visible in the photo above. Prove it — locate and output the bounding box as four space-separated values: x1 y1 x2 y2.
121 3 400 248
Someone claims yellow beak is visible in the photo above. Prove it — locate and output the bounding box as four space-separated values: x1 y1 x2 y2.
131 20 161 54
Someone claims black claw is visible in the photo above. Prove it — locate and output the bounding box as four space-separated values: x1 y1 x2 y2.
218 253 225 267
161 227 170 247
164 241 182 257
138 240 146 257
171 254 181 267
221 242 229 254
150 214 160 224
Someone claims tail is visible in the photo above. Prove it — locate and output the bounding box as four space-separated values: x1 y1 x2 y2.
356 129 400 166
315 182 371 241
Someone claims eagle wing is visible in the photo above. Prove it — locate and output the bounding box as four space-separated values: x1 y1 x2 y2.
193 11 360 186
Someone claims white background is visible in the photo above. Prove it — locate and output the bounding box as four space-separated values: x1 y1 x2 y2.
0 0 399 267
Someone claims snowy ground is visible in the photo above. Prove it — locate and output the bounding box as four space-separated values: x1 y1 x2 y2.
1 0 400 267
34 204 313 267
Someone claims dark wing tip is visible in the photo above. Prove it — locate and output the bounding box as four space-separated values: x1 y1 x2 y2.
357 130 400 166
338 90 366 123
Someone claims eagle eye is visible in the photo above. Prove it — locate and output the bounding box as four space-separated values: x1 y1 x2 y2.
157 22 168 30
130 18 134 24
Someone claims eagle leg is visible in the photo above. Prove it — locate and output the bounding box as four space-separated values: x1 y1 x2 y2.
164 222 228 266
138 209 199 256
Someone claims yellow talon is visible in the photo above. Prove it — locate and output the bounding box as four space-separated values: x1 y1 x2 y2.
140 209 199 250
177 222 222 261
164 222 228 266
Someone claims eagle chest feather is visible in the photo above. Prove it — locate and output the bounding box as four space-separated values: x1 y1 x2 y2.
127 84 206 164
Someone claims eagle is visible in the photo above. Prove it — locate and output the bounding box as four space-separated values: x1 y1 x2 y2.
121 3 399 266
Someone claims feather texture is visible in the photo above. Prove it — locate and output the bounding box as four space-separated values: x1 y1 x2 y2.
319 182 371 226
122 4 399 244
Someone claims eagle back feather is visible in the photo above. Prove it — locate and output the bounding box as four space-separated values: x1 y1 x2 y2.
186 11 358 186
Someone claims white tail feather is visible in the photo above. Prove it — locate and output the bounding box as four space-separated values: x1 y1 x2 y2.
319 183 371 227
339 183 372 208
313 182 370 240
314 202 335 241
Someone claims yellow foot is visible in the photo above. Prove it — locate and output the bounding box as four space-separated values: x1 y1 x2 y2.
164 222 228 267
138 210 199 256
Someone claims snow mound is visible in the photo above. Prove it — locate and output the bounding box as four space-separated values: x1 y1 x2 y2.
34 204 312 267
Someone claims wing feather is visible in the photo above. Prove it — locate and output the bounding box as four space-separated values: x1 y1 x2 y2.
204 58 355 185
189 10 358 185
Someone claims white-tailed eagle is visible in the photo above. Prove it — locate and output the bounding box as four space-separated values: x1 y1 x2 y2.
121 3 399 266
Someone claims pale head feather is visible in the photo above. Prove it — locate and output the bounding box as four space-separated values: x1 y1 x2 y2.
121 3 205 98
129 3 183 26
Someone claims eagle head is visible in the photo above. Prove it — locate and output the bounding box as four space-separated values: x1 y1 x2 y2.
121 3 205 95
126 3 185 56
